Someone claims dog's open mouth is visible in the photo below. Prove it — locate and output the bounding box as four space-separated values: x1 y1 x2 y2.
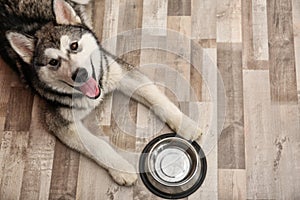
78 77 101 99
74 58 101 99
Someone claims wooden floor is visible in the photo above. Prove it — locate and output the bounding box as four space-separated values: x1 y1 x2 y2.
1 0 300 199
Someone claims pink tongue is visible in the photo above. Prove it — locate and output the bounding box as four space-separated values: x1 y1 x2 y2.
79 78 100 98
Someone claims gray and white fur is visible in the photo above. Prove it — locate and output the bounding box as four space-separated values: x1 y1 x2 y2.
0 0 203 186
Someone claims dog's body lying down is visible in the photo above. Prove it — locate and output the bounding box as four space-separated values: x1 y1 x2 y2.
0 0 202 186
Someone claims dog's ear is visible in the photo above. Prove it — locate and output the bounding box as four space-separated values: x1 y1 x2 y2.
6 32 35 64
53 0 82 25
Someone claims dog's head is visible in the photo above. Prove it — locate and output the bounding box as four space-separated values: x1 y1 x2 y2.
6 0 102 99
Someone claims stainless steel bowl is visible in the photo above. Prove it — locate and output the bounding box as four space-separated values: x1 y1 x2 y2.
139 133 207 199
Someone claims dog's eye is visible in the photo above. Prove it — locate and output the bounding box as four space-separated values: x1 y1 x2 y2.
48 59 60 67
70 42 79 51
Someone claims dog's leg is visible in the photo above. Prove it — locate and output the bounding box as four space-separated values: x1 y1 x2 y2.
118 69 202 141
46 110 137 186
70 0 90 5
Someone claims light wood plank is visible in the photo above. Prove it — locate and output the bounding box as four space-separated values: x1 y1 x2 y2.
244 70 300 199
192 0 216 39
116 0 143 65
102 0 120 49
118 0 143 32
167 16 191 101
241 0 253 69
244 70 276 199
252 0 269 61
0 131 29 199
218 169 246 200
201 48 217 102
142 0 168 36
216 0 242 43
116 33 141 67
20 97 56 200
116 27 142 67
267 0 298 103
242 0 269 69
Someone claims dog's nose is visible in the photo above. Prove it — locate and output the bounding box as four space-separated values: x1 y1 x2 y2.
72 68 88 83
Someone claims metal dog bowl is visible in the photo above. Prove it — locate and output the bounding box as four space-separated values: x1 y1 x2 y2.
139 133 207 199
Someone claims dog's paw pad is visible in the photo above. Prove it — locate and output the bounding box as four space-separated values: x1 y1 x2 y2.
109 169 138 186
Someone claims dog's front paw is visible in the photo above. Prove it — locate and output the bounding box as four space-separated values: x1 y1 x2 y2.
180 126 203 142
190 128 203 141
108 168 138 186
175 115 204 141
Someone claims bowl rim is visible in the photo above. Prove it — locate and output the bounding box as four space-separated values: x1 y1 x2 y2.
139 133 207 199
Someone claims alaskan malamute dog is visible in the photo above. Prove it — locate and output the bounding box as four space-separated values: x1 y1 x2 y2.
0 0 202 186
